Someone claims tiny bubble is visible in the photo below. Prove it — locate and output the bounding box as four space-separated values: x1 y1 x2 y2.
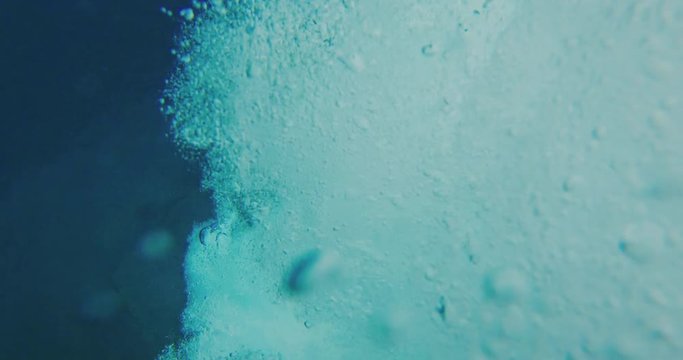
179 8 195 21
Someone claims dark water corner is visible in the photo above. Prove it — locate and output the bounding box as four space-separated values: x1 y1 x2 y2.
0 1 213 359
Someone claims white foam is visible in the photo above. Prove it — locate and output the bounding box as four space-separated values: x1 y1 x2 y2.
159 1 683 358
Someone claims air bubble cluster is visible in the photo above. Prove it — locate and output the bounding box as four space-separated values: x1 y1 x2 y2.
159 1 683 359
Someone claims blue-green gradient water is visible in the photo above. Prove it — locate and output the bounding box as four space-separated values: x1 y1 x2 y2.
160 1 683 358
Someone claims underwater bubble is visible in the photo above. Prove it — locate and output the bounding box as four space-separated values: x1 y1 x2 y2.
179 8 195 21
483 267 529 305
421 43 440 57
618 222 667 263
592 125 607 140
368 307 413 346
562 175 584 192
227 350 283 360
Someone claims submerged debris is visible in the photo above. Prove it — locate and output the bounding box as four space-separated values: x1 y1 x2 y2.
198 222 219 245
285 249 340 294
286 249 322 293
198 221 229 246
435 295 447 321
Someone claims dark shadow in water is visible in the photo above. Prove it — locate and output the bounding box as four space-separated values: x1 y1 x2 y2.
0 1 212 359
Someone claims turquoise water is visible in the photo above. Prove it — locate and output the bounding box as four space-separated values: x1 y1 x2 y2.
160 1 683 358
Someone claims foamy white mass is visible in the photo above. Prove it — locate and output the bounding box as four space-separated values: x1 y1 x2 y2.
159 1 683 358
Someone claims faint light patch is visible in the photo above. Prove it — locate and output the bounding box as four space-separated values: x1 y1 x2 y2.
138 229 174 260
618 222 667 263
368 305 413 346
81 289 121 321
483 267 530 306
642 178 683 200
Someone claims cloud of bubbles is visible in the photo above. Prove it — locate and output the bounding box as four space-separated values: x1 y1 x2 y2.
159 1 683 358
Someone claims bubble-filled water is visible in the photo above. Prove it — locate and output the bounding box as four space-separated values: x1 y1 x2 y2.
159 1 683 358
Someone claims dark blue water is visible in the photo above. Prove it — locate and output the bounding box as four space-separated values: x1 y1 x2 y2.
0 1 212 358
